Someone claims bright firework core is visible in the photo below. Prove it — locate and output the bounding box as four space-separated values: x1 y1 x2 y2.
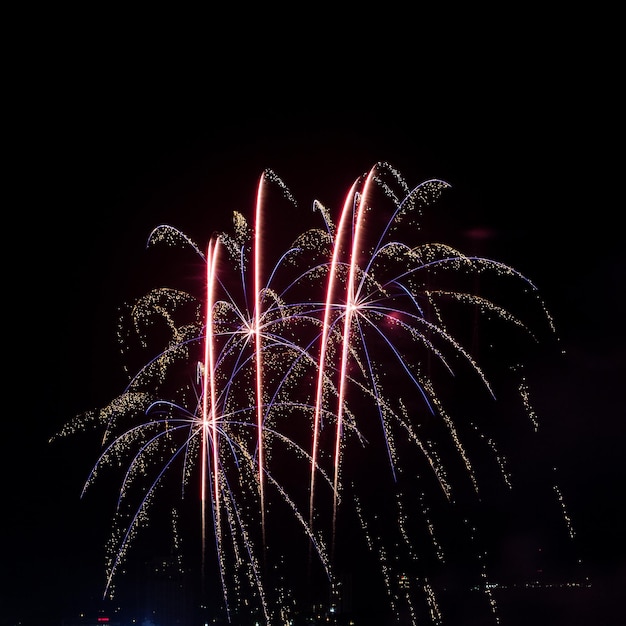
53 162 574 625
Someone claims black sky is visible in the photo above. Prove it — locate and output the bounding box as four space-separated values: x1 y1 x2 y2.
5 10 624 626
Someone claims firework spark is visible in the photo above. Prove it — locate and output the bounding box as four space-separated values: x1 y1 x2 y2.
53 162 573 625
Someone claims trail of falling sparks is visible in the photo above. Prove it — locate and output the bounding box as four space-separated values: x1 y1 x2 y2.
51 161 579 625
309 177 359 542
202 235 221 571
331 166 376 553
253 173 267 540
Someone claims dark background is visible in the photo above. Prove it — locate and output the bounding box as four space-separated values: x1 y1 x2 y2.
5 8 623 626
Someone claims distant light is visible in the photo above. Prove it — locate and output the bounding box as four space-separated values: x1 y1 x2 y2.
97 619 110 623
464 226 496 240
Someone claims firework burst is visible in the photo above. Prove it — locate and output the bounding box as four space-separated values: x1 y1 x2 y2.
53 161 567 625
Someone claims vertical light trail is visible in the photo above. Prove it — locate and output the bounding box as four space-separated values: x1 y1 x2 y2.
331 166 377 544
310 179 360 534
254 173 267 537
202 235 221 567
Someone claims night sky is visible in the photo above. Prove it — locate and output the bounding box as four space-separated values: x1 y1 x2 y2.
6 11 624 626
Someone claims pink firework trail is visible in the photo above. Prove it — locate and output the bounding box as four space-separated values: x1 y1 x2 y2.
52 162 566 625
202 235 220 564
253 172 267 540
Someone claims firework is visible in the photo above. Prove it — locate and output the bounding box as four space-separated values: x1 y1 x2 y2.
53 162 569 625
